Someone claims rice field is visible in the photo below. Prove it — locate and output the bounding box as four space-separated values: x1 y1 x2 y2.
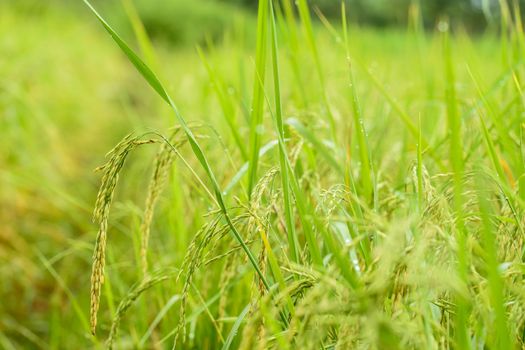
2 0 525 349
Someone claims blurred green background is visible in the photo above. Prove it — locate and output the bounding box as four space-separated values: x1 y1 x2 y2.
9 0 523 45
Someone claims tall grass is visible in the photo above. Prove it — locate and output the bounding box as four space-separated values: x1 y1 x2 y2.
82 0 525 348
2 0 525 348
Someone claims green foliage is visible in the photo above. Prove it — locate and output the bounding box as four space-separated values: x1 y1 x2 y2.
3 0 525 349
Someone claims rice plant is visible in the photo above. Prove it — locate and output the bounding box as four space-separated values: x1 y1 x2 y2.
3 0 525 349
78 0 525 348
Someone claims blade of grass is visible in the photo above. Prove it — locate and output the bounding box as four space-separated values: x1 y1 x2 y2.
353 58 446 171
120 0 158 71
417 115 424 212
223 139 279 195
254 49 323 267
190 284 225 345
341 2 374 203
0 332 16 350
247 0 269 197
220 303 250 350
476 172 513 349
442 23 470 349
139 294 181 347
518 124 525 200
259 224 296 318
476 109 507 184
513 0 525 62
296 0 336 140
158 270 248 345
511 71 525 200
467 65 518 170
280 0 309 108
269 0 300 264
499 0 511 66
197 46 248 160
35 249 94 341
340 1 372 265
466 68 525 240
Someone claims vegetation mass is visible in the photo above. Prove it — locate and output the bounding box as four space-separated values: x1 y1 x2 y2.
2 0 525 349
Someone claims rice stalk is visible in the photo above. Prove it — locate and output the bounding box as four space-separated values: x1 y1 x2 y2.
90 134 159 335
173 211 257 346
140 129 185 276
106 269 177 349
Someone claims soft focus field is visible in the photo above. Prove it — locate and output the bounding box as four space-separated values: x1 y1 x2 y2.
2 1 525 349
